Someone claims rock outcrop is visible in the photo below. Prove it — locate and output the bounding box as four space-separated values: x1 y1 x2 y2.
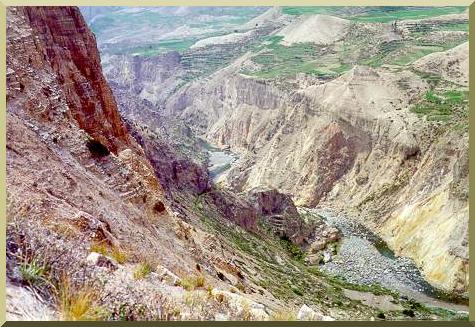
7 6 133 154
248 187 313 245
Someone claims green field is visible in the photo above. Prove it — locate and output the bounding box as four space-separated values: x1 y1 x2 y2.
410 89 468 122
88 7 267 56
241 35 350 79
282 6 467 23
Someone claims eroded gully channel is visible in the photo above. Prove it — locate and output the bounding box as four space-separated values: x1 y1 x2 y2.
201 141 468 313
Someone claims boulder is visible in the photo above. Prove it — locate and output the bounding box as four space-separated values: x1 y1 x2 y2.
248 187 314 246
86 252 118 270
297 304 334 321
156 264 180 285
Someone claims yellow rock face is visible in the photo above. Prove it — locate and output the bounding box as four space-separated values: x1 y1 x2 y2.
381 188 468 293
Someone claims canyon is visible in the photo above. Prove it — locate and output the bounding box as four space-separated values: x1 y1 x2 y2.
6 6 469 321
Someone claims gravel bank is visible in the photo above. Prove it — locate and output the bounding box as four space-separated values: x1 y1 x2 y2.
303 207 468 313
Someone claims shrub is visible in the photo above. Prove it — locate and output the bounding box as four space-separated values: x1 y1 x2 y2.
377 311 386 320
402 309 415 317
279 236 306 262
19 258 48 287
178 274 205 291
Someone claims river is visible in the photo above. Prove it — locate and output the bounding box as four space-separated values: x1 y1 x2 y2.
202 141 239 183
301 207 468 313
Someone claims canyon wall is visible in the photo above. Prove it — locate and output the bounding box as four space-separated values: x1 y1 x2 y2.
159 48 469 295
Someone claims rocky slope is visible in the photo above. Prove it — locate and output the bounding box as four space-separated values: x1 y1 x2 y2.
6 6 272 320
8 6 443 322
277 14 351 45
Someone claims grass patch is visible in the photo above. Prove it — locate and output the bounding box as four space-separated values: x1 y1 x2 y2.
19 257 48 287
282 6 343 16
178 274 206 291
110 247 128 264
279 236 306 262
133 262 153 280
349 6 467 23
281 6 467 22
89 241 108 256
402 298 466 320
90 241 129 264
58 278 107 321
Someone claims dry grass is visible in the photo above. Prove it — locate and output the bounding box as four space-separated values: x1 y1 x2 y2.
110 247 128 264
89 241 128 264
178 274 206 291
89 241 108 256
133 262 153 280
270 309 297 321
195 274 205 288
57 277 106 321
206 285 214 298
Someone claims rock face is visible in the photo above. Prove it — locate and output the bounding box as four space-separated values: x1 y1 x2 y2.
297 304 334 321
8 7 132 154
7 282 57 321
248 188 313 245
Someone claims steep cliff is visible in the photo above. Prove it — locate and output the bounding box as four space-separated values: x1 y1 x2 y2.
8 7 135 154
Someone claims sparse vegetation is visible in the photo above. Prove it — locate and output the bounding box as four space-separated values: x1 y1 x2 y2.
58 277 106 321
133 262 153 280
281 6 466 22
279 236 306 262
242 35 343 79
178 274 206 291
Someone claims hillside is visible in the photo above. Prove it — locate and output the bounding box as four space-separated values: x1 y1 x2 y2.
6 6 469 321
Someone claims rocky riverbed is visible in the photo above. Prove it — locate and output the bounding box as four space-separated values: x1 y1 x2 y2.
300 207 469 313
